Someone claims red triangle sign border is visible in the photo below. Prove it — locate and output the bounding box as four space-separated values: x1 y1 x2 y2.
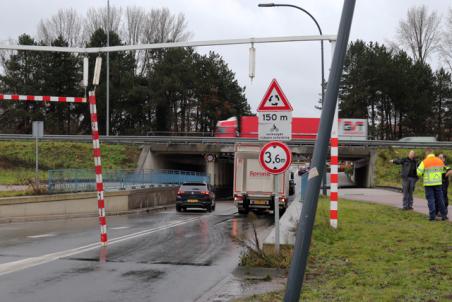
257 79 293 112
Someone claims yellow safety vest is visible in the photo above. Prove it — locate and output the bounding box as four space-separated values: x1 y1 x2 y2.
417 154 444 186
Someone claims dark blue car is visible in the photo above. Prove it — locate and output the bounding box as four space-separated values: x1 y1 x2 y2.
176 182 216 212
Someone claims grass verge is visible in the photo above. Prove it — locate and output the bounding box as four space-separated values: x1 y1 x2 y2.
238 197 452 302
0 141 141 185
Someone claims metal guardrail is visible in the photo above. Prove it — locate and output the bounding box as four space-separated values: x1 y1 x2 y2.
0 134 451 148
48 169 209 194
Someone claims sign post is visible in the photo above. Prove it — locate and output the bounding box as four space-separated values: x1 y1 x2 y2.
32 121 44 188
257 79 293 255
259 141 292 254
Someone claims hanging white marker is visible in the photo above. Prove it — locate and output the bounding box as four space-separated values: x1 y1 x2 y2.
82 57 89 88
249 43 256 82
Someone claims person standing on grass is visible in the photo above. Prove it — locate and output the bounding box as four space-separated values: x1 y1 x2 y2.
390 150 418 210
438 154 451 215
417 149 448 221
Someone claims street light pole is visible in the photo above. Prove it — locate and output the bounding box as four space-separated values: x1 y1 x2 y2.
283 1 356 300
106 0 110 136
258 2 327 195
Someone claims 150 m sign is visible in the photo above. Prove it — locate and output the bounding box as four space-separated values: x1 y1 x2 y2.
261 113 290 121
258 112 292 141
259 141 292 174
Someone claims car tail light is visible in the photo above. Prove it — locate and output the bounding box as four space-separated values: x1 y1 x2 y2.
234 195 243 201
177 190 184 195
201 191 209 195
279 196 287 203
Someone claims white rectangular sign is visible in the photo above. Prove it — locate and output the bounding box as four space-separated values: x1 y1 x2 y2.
338 118 367 140
258 112 292 141
32 121 44 138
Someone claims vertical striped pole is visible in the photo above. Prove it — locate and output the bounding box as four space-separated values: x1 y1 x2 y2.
330 101 339 228
89 91 108 245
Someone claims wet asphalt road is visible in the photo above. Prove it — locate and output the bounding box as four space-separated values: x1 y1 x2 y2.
0 201 273 302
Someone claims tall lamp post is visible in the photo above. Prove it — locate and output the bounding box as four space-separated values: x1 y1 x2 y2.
106 0 110 136
258 2 327 195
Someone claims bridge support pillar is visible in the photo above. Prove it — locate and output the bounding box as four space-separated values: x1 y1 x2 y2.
365 149 377 188
206 160 216 186
137 148 159 170
206 158 234 198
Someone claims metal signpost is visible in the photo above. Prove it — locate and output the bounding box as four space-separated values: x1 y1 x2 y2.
32 121 44 188
259 141 292 254
284 0 356 300
257 79 293 254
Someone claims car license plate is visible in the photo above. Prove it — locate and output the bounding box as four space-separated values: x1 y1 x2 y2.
254 200 267 205
188 199 198 203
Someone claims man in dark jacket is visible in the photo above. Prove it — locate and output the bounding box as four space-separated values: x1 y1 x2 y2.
390 150 418 210
438 154 451 215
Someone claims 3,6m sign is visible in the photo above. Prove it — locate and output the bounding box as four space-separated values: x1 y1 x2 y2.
259 141 292 174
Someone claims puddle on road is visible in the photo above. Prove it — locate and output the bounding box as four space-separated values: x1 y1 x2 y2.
121 269 164 282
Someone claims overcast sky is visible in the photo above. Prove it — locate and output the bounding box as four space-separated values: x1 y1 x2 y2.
0 0 450 117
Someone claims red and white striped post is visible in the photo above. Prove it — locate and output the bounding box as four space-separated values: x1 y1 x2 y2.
89 91 108 245
0 92 108 245
330 102 339 228
0 94 86 103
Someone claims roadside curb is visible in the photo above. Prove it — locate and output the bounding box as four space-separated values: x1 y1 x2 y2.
375 185 402 193
0 204 173 224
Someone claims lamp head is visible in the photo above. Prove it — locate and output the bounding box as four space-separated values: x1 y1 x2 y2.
258 3 276 7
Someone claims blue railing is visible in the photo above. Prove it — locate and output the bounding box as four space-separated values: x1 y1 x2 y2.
48 169 209 194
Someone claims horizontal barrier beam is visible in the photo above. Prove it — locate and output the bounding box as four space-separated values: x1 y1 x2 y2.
0 35 337 54
0 94 86 103
0 134 450 148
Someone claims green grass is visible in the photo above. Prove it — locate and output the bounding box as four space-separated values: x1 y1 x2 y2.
238 197 452 302
0 190 33 198
0 141 141 185
375 148 452 198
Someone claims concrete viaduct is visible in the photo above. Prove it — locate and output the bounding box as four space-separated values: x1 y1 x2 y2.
136 140 376 191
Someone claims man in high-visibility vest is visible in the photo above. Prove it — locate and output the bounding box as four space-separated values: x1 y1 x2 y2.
417 149 448 221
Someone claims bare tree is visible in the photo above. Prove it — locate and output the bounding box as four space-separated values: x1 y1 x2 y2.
84 6 122 41
397 5 441 63
137 8 191 75
440 8 452 71
37 8 83 46
123 6 146 45
142 8 191 44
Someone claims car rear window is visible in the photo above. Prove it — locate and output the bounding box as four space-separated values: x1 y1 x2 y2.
180 185 207 191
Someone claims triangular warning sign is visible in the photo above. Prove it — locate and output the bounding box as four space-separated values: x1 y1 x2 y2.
257 79 293 112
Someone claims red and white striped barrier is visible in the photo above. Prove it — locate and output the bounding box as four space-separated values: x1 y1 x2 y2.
89 91 108 245
330 103 339 228
0 91 108 245
0 94 86 103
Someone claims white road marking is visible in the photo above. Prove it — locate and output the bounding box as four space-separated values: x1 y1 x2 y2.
110 226 129 230
0 217 200 277
27 233 56 239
